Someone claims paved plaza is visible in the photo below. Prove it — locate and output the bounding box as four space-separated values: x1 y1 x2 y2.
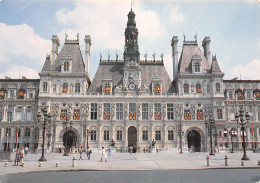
0 150 260 175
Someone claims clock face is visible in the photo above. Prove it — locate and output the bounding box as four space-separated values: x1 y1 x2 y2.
129 83 136 90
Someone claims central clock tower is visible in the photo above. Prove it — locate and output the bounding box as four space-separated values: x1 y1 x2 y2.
123 59 142 91
124 8 140 63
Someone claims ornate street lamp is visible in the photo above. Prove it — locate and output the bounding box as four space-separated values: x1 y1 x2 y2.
86 129 89 149
63 111 72 156
205 118 215 155
203 105 212 152
175 104 183 154
235 108 250 160
36 108 51 162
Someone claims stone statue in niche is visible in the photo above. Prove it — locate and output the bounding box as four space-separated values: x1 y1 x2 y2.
98 105 102 118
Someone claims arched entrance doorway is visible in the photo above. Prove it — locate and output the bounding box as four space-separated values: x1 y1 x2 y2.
187 130 201 152
63 130 77 148
128 126 137 147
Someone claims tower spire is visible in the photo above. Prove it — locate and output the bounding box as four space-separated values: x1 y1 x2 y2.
131 0 132 10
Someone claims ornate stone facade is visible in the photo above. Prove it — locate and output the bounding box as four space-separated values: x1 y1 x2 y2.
0 9 259 152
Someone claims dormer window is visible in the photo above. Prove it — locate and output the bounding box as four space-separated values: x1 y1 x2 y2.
192 55 202 73
195 62 200 72
43 82 48 92
216 83 221 93
64 62 70 72
61 56 72 73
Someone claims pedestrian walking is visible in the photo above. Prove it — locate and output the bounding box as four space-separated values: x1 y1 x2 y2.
87 146 92 160
25 146 29 156
129 146 133 159
133 145 137 159
79 146 83 160
14 149 20 166
19 147 24 165
108 147 111 156
100 147 107 162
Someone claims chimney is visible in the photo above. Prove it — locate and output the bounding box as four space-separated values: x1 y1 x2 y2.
202 36 211 64
51 35 60 62
84 35 91 75
171 36 178 79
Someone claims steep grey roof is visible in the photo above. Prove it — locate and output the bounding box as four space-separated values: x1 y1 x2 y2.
178 41 210 74
41 55 52 73
53 42 85 73
211 56 222 73
88 63 174 93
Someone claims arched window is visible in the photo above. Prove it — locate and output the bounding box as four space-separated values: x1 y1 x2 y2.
62 83 68 93
216 83 221 93
64 62 69 72
75 83 80 93
25 128 30 137
43 82 48 92
184 84 189 93
195 62 200 72
196 83 202 93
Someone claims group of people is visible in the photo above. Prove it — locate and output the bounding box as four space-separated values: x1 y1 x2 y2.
14 147 25 166
79 146 92 160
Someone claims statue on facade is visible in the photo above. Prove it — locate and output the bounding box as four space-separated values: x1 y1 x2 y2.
152 139 156 147
111 139 115 146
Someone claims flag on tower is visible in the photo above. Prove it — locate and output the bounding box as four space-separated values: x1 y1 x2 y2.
132 31 135 37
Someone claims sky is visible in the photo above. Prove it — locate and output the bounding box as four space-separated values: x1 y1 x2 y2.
0 0 260 80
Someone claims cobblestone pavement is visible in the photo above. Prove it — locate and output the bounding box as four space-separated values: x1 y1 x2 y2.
0 150 260 175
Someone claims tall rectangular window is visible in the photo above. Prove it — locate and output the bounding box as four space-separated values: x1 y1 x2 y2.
116 130 122 141
91 103 97 120
142 130 148 141
168 130 174 140
90 130 96 141
0 112 2 121
129 103 136 120
258 111 260 121
217 109 223 119
103 103 110 120
167 104 174 120
142 103 148 120
228 91 233 99
197 109 203 120
116 103 123 120
60 109 67 120
154 103 161 120
7 112 12 121
155 130 161 140
73 109 80 120
104 130 109 141
10 90 14 99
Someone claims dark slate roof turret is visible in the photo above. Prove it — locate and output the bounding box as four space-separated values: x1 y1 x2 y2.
178 41 210 74
41 54 52 73
52 42 85 73
211 55 222 73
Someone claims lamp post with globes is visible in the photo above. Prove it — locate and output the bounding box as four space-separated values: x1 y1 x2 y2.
63 111 72 156
205 117 215 155
36 108 52 162
86 129 89 149
235 108 250 160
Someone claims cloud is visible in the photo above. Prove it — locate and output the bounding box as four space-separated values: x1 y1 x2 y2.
0 65 39 79
55 0 166 50
169 6 185 24
231 59 260 80
0 23 51 65
163 54 173 80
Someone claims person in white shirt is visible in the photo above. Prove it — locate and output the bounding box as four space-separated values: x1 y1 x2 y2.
100 147 107 162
